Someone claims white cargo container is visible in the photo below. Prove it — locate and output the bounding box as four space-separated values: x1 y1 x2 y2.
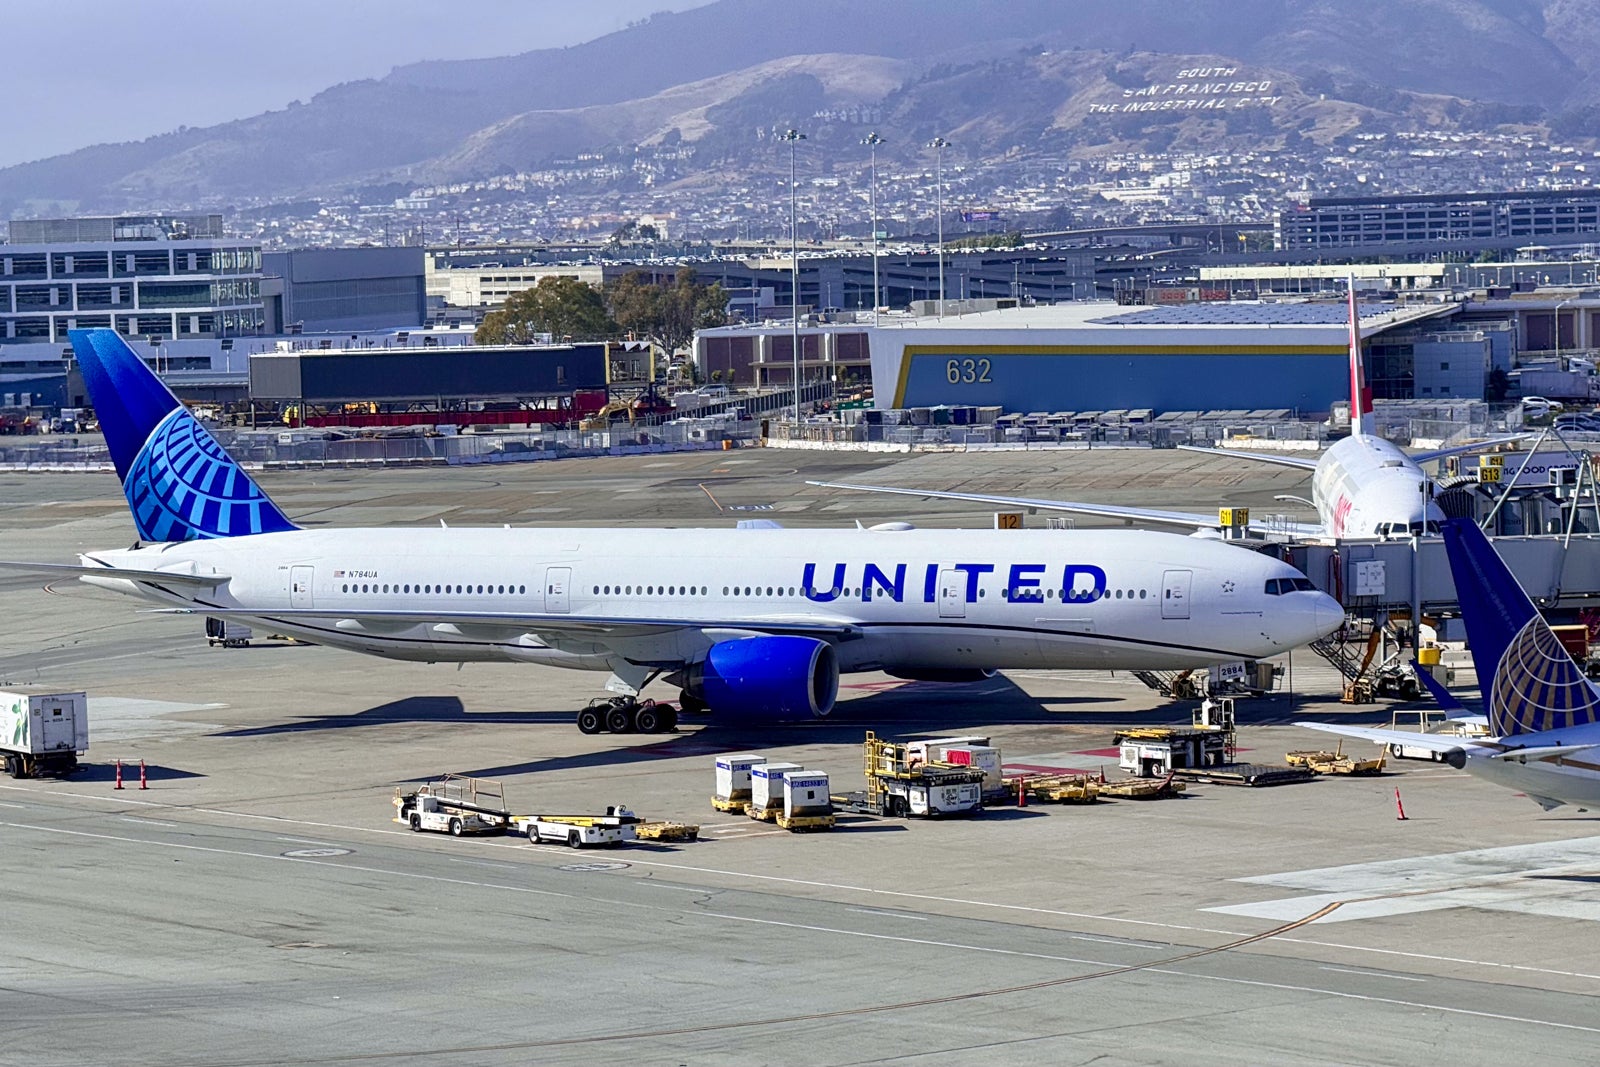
783 772 831 818
940 745 1003 791
906 735 991 765
750 762 803 814
0 690 87 778
714 754 766 800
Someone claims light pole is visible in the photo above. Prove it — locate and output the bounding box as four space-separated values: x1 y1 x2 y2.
862 132 885 324
928 137 950 316
781 128 806 425
1555 298 1572 365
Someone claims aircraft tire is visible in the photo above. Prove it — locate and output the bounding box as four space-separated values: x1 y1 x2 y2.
577 709 604 734
606 706 635 734
660 707 678 732
634 706 662 734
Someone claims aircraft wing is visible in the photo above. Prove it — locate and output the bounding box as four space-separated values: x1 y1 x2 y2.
807 480 1324 536
1294 720 1481 753
161 605 862 662
0 559 232 588
1409 436 1533 465
1174 445 1320 472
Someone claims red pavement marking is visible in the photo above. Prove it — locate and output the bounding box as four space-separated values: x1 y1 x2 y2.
1074 747 1123 759
1003 762 1095 776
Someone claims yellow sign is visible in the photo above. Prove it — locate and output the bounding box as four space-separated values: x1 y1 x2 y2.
994 512 1023 530
1218 507 1250 527
1480 454 1504 467
1478 466 1503 483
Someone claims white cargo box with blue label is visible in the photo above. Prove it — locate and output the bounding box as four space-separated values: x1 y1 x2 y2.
715 754 766 799
750 762 804 815
0 690 88 779
783 772 831 818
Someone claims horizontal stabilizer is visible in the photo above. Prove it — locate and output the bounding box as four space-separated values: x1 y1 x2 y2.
1492 743 1600 762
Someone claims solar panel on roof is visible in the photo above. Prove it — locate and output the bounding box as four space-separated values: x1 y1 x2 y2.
1087 302 1392 326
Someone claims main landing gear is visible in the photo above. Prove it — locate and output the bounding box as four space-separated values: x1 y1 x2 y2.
577 696 679 735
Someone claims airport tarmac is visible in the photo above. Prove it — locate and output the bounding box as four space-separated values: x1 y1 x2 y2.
2 446 1598 1066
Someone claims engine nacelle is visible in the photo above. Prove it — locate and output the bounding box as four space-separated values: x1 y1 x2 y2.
1444 748 1467 770
884 667 997 684
687 636 839 721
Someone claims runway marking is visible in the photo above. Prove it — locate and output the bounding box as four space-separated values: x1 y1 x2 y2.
8 783 1600 984
642 882 712 892
119 816 177 828
849 908 928 921
1320 966 1426 982
1211 835 1600 925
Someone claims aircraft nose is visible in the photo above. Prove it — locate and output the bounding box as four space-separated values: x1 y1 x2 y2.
1311 593 1344 641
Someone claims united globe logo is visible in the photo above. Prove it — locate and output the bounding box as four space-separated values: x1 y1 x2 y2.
124 409 283 541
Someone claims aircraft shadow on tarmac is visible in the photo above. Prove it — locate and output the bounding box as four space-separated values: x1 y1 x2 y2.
70 762 205 783
214 696 573 737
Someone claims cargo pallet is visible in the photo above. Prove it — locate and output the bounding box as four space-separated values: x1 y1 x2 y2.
711 794 751 814
1172 762 1313 787
746 804 780 823
775 812 835 832
1003 773 1101 804
1286 744 1387 776
1098 776 1186 799
636 821 700 842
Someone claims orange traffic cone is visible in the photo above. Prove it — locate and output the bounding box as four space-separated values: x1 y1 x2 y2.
1394 787 1408 821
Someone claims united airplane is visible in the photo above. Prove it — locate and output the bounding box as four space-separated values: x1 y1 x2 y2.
1300 517 1600 811
1 329 1341 735
816 281 1513 539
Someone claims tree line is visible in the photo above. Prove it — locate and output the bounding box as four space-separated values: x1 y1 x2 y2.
475 268 729 356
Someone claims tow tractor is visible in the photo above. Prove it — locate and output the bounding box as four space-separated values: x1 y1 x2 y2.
510 805 640 849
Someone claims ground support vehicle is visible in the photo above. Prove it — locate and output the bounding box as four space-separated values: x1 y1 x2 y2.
204 617 253 648
577 696 678 735
394 774 510 835
511 807 640 849
1382 709 1489 762
404 794 504 836
835 732 985 818
0 690 87 779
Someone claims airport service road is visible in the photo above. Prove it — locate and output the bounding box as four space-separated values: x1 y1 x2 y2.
3 791 1600 1067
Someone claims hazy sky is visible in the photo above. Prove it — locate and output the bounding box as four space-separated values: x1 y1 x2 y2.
0 0 712 168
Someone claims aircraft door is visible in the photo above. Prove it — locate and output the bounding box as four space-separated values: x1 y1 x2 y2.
544 567 571 613
290 566 314 608
938 568 965 618
1160 569 1191 620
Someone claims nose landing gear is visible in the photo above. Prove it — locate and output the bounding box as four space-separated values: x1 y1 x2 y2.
577 696 679 735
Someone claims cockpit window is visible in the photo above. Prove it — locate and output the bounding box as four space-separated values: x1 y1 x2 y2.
1265 577 1317 595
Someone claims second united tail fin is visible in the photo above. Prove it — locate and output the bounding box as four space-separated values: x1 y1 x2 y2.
1346 275 1375 437
1442 516 1600 736
69 329 297 542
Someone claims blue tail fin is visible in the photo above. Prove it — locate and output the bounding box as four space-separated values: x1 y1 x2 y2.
1442 516 1600 736
69 329 297 542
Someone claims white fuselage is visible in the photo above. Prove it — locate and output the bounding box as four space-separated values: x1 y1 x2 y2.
82 526 1338 675
1311 434 1445 538
1463 745 1600 810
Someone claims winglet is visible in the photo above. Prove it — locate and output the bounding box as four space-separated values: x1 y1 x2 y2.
69 329 296 541
1442 516 1600 735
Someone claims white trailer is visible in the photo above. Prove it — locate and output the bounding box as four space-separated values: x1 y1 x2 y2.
0 690 87 778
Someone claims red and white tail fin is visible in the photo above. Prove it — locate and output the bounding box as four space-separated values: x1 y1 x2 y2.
1347 276 1374 436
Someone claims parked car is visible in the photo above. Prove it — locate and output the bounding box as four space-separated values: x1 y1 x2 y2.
1523 396 1566 418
